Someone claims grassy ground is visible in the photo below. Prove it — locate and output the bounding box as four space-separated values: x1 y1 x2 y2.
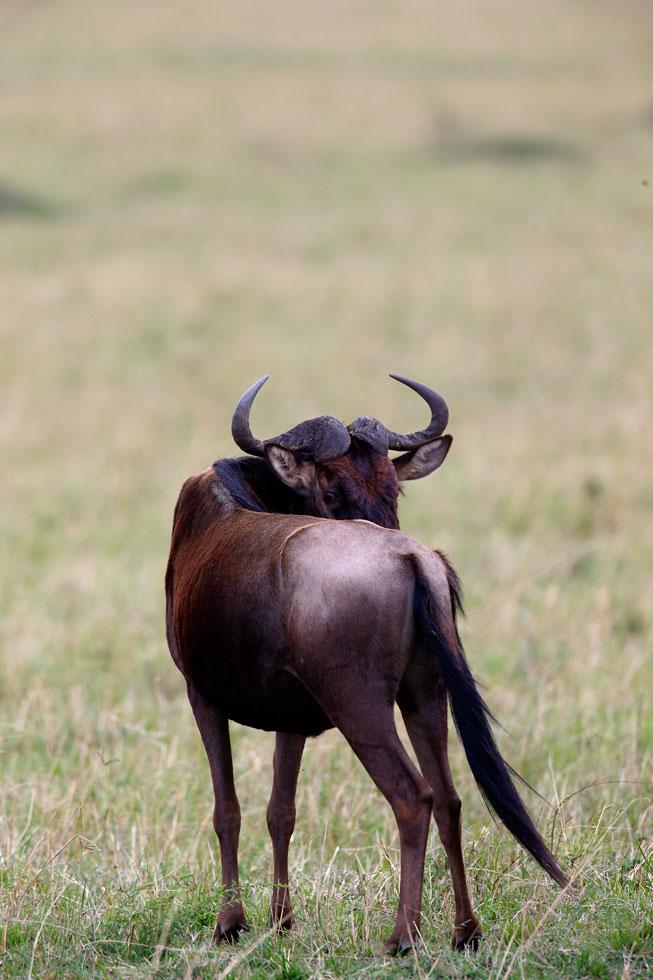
1 1 652 975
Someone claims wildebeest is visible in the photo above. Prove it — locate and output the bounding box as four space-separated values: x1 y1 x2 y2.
165 375 566 954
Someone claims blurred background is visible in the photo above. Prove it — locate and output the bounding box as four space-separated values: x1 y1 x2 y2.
1 1 651 976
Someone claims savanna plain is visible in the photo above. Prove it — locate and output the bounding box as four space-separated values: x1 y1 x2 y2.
1 1 652 977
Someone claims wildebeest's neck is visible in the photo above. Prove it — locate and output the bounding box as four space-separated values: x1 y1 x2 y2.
213 456 306 515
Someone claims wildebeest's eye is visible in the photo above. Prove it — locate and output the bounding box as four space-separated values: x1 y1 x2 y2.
322 491 338 507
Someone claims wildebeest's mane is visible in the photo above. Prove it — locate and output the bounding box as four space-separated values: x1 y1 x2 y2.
213 457 305 515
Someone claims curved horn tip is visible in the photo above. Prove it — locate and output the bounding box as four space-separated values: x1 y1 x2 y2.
234 374 270 409
388 372 429 389
231 375 270 456
388 372 448 406
247 374 270 394
385 372 450 449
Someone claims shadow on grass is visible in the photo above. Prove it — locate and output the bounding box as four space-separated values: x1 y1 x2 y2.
0 179 58 219
428 133 586 166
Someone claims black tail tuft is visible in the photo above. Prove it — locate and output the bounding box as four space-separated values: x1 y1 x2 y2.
413 563 567 888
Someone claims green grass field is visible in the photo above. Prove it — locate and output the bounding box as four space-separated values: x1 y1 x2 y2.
1 1 652 975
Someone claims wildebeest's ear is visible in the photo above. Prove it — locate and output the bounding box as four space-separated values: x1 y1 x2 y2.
392 435 453 481
265 445 316 495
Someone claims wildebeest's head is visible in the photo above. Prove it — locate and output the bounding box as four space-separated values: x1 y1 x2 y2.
220 375 452 530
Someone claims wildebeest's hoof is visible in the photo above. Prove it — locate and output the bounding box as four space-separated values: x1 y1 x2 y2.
380 933 417 957
452 917 481 951
269 905 295 932
213 910 249 944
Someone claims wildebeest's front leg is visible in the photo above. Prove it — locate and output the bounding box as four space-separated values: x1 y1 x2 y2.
399 664 480 950
267 732 305 930
187 684 248 943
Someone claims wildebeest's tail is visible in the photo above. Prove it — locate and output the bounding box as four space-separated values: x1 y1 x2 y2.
411 552 567 887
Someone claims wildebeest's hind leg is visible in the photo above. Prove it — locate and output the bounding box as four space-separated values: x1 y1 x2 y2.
295 673 433 955
398 664 481 950
187 684 248 943
267 732 305 930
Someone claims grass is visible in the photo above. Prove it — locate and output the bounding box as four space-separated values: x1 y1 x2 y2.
1 0 652 975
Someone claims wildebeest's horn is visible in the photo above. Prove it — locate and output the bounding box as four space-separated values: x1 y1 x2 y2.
232 377 351 462
348 376 449 453
384 374 449 450
231 375 268 456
